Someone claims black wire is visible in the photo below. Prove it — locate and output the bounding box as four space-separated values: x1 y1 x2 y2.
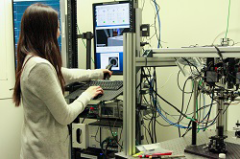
115 101 124 148
143 122 150 144
214 46 224 61
186 102 216 116
181 120 193 137
94 126 100 143
182 90 200 135
143 115 153 143
182 86 194 117
81 118 86 123
100 139 109 158
105 140 110 158
92 118 101 143
136 110 141 145
138 68 145 144
214 84 233 92
117 127 123 143
153 91 189 118
143 94 171 119
183 58 201 75
147 67 157 143
138 68 157 144
146 93 181 127
153 67 158 142
101 101 123 150
153 101 216 118
142 68 194 126
177 77 193 137
222 101 232 114
148 115 154 143
143 82 216 124
142 69 173 127
143 67 155 143
139 60 236 140
140 111 153 143
140 66 204 140
182 110 221 137
139 65 224 140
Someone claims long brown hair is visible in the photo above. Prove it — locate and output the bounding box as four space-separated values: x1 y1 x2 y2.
13 3 65 106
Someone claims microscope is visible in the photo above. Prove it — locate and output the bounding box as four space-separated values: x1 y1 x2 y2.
203 57 240 153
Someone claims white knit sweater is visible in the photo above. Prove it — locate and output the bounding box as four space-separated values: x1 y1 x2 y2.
20 55 103 159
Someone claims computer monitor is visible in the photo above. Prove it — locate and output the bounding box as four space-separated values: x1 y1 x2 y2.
93 1 134 75
12 0 66 68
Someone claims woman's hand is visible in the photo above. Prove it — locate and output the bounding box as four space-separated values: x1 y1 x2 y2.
100 69 113 79
85 86 103 98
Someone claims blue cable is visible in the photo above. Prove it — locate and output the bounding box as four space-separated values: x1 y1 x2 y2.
156 106 188 128
146 72 214 130
146 73 216 132
152 94 215 130
148 79 186 128
151 95 188 128
156 103 216 130
153 0 161 48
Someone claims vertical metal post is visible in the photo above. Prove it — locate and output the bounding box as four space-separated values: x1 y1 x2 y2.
135 8 142 57
66 0 78 68
192 79 198 145
123 33 127 156
86 38 91 69
77 32 93 69
222 77 228 131
135 8 143 145
217 97 224 136
217 78 225 137
123 32 136 156
85 32 93 69
60 0 67 67
216 77 225 136
122 3 141 156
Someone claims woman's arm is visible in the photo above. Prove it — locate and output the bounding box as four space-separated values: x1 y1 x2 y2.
28 63 93 125
61 67 103 85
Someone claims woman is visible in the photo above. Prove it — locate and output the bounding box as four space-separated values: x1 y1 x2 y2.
13 3 111 159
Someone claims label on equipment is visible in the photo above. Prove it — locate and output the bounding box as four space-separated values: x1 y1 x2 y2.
80 153 98 159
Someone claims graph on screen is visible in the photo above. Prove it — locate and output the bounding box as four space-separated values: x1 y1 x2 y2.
96 3 130 27
12 0 61 68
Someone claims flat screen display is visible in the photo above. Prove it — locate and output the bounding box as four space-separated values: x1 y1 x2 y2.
93 1 131 75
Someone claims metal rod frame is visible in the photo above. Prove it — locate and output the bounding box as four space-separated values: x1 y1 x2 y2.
123 33 136 156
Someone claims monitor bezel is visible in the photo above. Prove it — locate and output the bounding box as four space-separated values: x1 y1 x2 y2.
92 0 132 75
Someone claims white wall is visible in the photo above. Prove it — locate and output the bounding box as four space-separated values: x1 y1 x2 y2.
77 0 240 143
0 0 23 159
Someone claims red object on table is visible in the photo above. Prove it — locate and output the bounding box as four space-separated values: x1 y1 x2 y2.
139 152 172 158
152 152 172 156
